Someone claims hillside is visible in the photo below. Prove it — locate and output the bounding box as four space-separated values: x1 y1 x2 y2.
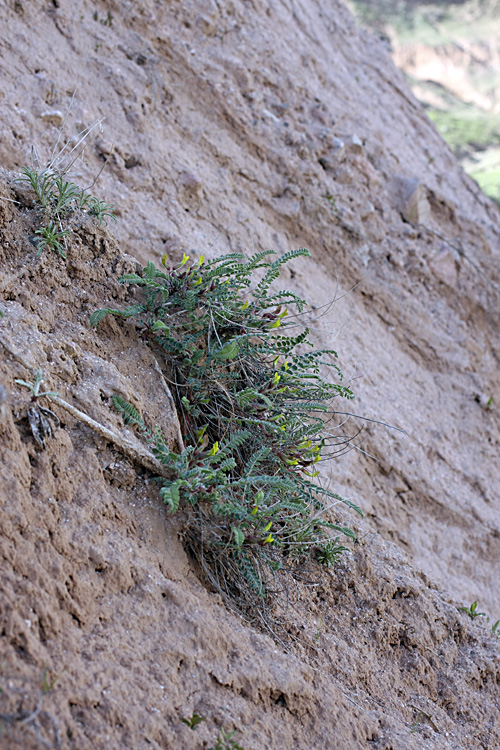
1 1 500 748
349 0 500 205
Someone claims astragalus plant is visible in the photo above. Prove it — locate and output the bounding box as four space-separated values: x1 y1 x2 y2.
92 249 362 605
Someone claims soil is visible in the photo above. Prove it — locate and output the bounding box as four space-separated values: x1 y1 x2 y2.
1 1 500 749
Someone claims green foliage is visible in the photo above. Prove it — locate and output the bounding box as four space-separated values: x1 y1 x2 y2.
34 220 70 258
18 166 116 226
182 712 205 730
15 369 60 448
42 666 66 694
315 538 349 568
15 369 58 400
95 250 361 601
459 600 486 619
16 165 116 258
209 728 245 750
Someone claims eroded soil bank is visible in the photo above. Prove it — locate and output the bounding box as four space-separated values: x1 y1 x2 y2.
1 0 500 748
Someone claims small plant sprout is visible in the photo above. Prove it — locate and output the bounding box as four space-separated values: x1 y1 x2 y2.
15 369 59 401
315 538 348 568
209 728 245 750
15 370 60 449
181 712 205 730
410 711 424 735
87 196 117 226
18 166 57 207
459 601 487 619
34 220 70 258
17 166 115 224
42 666 66 694
408 704 440 734
485 615 500 635
94 250 364 607
16 131 117 261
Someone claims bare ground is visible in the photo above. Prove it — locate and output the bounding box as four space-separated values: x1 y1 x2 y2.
1 0 500 748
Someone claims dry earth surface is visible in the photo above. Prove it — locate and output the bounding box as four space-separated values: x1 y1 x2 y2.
1 0 500 748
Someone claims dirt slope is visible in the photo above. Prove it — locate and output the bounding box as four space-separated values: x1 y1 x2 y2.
1 0 500 748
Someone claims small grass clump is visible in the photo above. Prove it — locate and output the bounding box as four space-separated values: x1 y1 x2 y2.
92 249 362 607
16 164 116 258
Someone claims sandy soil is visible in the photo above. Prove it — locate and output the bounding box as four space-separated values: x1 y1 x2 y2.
1 1 500 748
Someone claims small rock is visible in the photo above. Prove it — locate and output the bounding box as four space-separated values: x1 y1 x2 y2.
179 171 202 198
194 0 218 35
360 200 375 219
40 110 64 127
429 247 458 286
391 176 431 225
349 133 363 153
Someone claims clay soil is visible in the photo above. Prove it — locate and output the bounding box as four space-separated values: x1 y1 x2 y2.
1 1 500 748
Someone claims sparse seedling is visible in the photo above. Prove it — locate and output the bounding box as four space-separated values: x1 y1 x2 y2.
34 220 70 258
18 166 57 208
485 616 500 636
18 166 116 225
410 711 424 734
209 728 244 750
15 369 58 401
315 537 348 568
182 712 205 730
459 601 487 619
15 117 117 260
93 250 362 609
408 704 440 734
41 666 66 695
15 369 60 448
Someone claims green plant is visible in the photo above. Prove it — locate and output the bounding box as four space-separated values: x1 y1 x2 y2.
315 537 348 567
410 711 424 735
92 250 362 603
490 619 500 635
15 164 116 259
15 369 60 448
17 166 116 228
15 369 58 401
209 728 244 750
33 220 70 258
42 666 66 695
459 601 487 619
181 712 205 730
